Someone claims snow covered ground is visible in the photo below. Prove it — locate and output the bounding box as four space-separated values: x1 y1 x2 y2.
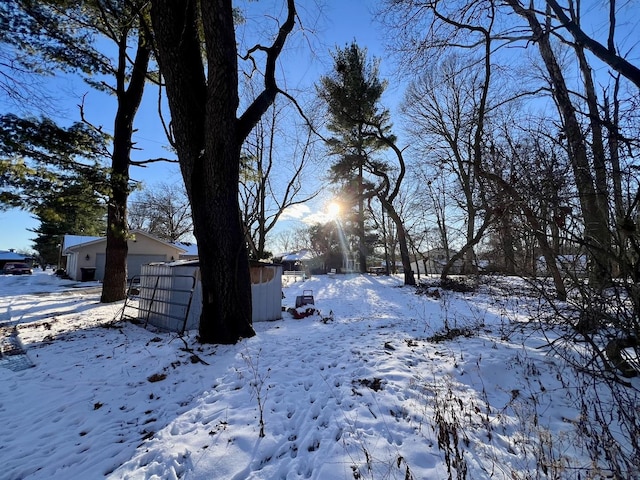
0 270 637 479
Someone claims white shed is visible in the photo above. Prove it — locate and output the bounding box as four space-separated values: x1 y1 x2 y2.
138 261 282 332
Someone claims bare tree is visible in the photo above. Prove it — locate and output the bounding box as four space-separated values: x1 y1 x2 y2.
504 0 613 287
545 0 640 88
479 126 571 299
270 226 310 255
129 181 193 243
403 54 493 277
364 125 416 285
240 100 319 259
382 0 637 286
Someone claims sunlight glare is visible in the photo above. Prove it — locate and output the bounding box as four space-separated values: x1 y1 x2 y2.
327 202 340 219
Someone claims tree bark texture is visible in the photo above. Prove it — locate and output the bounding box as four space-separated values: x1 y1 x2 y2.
151 0 295 343
101 29 150 303
379 197 415 286
150 0 252 343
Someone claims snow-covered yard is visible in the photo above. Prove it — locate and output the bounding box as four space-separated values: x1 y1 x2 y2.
0 270 637 479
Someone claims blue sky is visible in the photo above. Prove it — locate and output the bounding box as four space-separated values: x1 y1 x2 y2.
1 0 391 253
4 1 637 254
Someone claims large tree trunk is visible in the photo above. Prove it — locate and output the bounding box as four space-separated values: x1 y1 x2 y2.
191 141 255 343
380 197 415 285
358 162 367 273
151 0 253 343
101 30 150 303
200 0 254 340
151 0 295 343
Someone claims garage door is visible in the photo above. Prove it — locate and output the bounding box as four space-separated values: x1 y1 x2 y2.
96 254 168 281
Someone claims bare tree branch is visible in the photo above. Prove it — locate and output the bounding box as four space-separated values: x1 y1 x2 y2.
545 0 640 88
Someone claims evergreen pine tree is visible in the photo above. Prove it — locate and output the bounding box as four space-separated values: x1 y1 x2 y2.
318 42 392 273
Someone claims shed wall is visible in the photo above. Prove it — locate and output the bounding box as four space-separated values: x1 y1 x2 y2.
139 263 281 332
250 265 283 323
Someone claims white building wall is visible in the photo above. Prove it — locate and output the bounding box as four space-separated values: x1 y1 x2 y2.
139 263 281 332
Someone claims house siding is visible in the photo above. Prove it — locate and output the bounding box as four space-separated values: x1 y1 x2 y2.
95 253 168 281
63 231 186 281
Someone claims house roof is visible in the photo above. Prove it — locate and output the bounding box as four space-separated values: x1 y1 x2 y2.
63 230 187 254
63 235 102 251
278 249 314 261
0 250 29 261
173 241 198 257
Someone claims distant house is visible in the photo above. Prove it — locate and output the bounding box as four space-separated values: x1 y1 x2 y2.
411 248 463 275
274 249 314 273
0 249 33 270
62 230 186 281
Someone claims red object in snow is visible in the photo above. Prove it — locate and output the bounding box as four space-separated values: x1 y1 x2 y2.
288 306 317 319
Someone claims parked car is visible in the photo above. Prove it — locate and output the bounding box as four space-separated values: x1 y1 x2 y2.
3 263 33 275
